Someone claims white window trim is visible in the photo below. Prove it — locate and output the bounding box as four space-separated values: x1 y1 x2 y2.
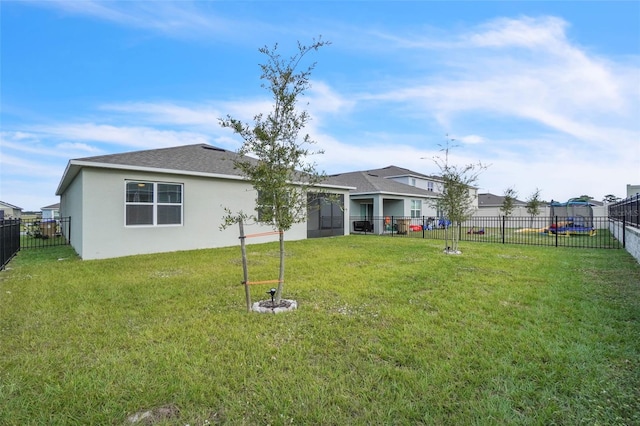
124 180 184 227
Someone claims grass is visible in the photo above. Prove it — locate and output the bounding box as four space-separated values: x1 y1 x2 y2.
1 236 639 425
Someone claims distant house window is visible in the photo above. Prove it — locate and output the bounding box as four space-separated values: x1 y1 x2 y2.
410 178 416 186
427 181 434 192
411 200 421 218
125 181 183 226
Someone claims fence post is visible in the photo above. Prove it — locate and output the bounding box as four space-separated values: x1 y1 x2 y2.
555 216 559 247
502 216 505 244
622 214 626 249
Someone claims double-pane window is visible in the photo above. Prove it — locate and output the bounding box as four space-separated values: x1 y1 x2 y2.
410 200 421 218
126 181 182 226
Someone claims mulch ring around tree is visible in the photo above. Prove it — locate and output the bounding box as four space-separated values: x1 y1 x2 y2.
251 299 297 314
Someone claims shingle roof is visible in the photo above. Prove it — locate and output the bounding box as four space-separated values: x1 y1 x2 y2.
329 171 437 197
73 144 244 176
0 201 22 210
363 165 441 181
57 144 350 195
478 193 527 207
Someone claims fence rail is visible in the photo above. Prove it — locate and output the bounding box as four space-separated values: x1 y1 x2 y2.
608 194 639 229
349 215 622 249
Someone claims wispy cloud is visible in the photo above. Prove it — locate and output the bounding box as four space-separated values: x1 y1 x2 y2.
364 16 638 151
35 0 272 41
36 123 210 149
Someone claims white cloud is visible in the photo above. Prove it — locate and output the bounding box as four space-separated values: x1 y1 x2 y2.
100 102 223 128
457 135 486 145
37 123 210 148
308 81 356 115
35 0 271 41
466 16 569 51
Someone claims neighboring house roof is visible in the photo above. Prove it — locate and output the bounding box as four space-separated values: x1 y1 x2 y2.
478 193 527 207
329 171 438 198
57 144 350 195
41 203 60 210
363 165 442 181
0 201 22 210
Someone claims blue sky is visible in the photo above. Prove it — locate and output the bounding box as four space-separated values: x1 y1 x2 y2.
1 1 639 211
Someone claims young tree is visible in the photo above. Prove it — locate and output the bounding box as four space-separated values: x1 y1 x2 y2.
219 37 330 304
603 194 620 204
525 188 542 227
500 187 518 217
433 136 488 253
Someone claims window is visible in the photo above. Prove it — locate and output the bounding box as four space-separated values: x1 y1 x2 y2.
125 181 183 226
427 181 434 192
410 200 421 218
410 178 417 187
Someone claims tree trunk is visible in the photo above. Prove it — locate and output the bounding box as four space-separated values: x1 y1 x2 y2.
275 229 285 303
238 221 251 312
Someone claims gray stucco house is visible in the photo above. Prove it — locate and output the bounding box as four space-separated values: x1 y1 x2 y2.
56 144 351 260
330 166 454 234
0 201 22 219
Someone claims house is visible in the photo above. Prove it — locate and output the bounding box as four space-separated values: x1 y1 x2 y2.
56 144 351 260
627 184 640 198
41 203 60 220
0 201 22 219
330 166 451 234
475 193 529 217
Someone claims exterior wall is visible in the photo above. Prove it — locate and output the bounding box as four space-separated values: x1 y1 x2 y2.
0 205 22 219
610 222 640 264
627 185 640 197
387 176 441 194
60 172 84 257
41 209 60 220
68 168 307 260
383 198 404 217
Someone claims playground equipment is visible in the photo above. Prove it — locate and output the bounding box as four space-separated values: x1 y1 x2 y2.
547 199 596 236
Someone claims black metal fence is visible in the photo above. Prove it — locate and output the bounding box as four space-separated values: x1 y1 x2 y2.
0 218 72 269
1 219 21 270
20 217 71 249
350 215 622 249
608 194 639 229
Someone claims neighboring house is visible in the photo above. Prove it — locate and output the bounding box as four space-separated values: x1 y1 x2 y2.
475 193 529 217
0 201 22 219
474 193 609 219
330 166 447 234
41 203 60 220
56 144 351 260
627 184 640 198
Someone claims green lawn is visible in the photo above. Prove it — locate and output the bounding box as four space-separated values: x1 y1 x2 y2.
1 236 639 425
